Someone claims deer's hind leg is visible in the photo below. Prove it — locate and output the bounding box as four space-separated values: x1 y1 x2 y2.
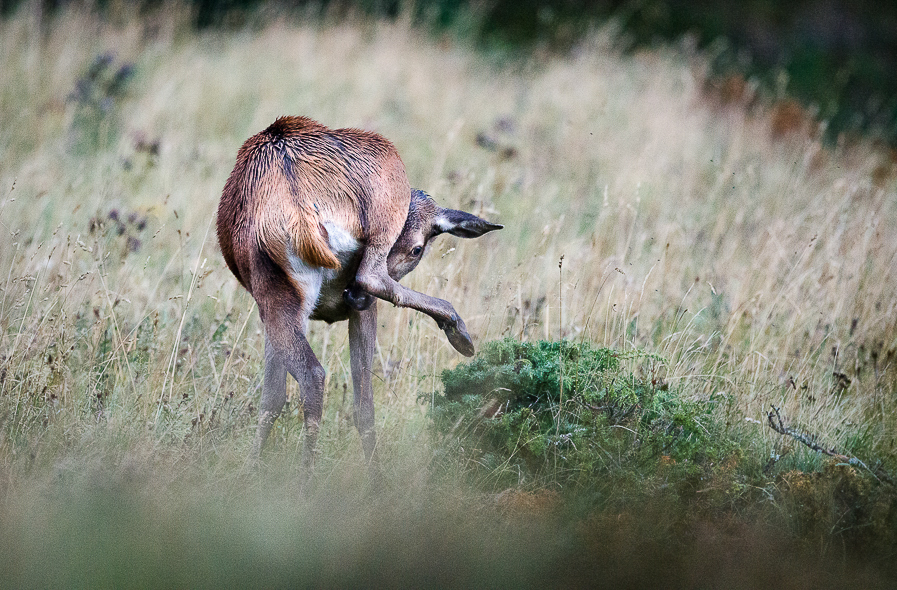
354 248 474 356
250 336 288 461
253 273 326 475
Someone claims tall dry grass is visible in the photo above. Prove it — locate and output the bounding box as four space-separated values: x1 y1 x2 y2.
0 2 896 568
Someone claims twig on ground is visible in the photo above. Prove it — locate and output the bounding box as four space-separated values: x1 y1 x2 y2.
766 405 891 484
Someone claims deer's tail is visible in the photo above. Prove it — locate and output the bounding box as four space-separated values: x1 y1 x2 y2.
247 132 341 272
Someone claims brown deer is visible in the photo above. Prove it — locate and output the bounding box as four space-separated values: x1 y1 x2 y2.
217 116 501 478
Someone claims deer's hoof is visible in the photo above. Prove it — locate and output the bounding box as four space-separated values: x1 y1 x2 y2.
443 317 475 357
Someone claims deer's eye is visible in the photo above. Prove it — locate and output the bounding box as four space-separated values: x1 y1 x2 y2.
410 246 423 257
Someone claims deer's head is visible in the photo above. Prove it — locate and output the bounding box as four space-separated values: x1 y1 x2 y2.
387 189 503 280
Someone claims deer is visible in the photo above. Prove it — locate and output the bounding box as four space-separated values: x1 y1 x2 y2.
216 116 502 480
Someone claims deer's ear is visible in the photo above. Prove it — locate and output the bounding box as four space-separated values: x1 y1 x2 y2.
435 208 503 238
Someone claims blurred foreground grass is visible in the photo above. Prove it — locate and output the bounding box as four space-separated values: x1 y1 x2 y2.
2 459 893 588
1 4 897 586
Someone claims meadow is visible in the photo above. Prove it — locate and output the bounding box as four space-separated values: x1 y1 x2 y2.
1 4 896 587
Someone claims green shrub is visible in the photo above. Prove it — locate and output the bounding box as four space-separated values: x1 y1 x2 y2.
426 338 734 488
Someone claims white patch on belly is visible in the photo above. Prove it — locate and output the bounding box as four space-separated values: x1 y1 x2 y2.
286 222 360 320
322 221 360 257
286 249 324 319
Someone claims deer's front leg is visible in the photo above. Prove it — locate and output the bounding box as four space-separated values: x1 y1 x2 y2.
348 303 382 483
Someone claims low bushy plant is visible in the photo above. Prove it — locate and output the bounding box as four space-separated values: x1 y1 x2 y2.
426 338 735 487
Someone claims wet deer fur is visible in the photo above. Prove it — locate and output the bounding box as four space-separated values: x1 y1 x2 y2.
217 116 501 474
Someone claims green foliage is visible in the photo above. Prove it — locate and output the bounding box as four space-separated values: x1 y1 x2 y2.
427 338 733 487
9 1 894 144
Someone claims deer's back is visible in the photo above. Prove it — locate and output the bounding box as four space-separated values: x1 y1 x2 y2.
217 116 411 305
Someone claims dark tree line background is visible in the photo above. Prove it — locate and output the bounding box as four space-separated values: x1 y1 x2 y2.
5 0 897 146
